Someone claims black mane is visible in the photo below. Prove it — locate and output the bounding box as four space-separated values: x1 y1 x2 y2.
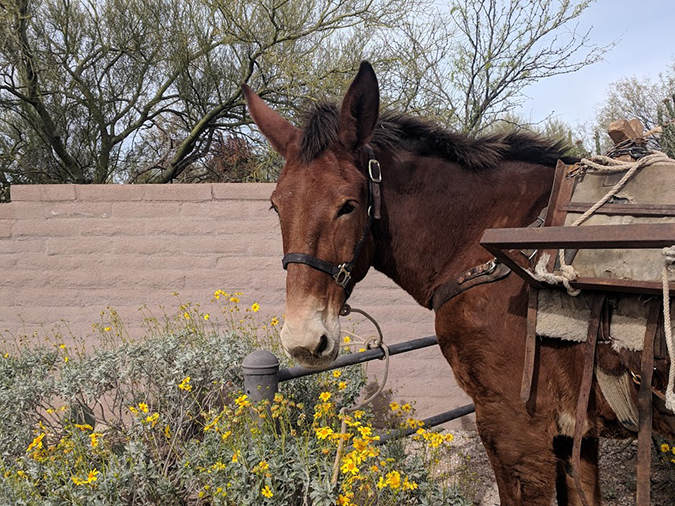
299 102 577 169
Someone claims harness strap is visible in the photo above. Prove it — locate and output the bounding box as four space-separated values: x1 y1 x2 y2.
568 293 604 506
431 259 511 312
637 300 660 506
282 253 349 285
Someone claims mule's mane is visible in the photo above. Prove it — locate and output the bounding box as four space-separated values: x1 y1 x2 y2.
300 102 575 169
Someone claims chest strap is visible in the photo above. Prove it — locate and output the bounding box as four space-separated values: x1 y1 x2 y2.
431 259 511 312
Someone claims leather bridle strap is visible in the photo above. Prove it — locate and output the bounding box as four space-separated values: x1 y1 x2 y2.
431 259 511 311
281 145 381 297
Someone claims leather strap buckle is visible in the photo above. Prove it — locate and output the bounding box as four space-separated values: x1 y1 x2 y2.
368 159 382 183
333 263 352 288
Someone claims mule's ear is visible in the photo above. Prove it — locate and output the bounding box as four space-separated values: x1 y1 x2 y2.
339 61 380 150
242 84 299 157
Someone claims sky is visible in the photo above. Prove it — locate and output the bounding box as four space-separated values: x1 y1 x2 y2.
517 0 674 129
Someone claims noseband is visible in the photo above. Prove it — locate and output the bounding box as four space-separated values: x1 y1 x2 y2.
281 146 382 298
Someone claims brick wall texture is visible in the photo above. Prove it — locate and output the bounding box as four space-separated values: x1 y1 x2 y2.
0 184 472 427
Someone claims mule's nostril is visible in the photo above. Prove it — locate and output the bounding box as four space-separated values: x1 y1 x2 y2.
317 334 329 355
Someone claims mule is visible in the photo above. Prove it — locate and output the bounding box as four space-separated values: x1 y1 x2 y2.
243 62 674 505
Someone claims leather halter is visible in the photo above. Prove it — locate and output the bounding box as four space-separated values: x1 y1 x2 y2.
281 146 382 298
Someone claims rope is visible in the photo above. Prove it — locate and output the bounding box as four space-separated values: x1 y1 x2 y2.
663 246 675 412
530 152 673 296
331 304 390 484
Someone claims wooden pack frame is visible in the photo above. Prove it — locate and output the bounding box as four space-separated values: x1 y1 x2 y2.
481 159 675 295
479 159 675 506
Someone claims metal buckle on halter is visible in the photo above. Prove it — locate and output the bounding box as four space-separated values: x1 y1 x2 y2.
333 263 352 288
368 159 382 183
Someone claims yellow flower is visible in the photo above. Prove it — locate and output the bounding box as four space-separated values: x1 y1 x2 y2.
27 432 45 452
104 326 112 332
86 469 99 483
221 430 232 441
164 425 172 439
89 433 102 448
319 392 332 402
59 343 66 349
251 302 260 312
129 406 138 414
178 377 192 391
357 426 372 438
401 403 412 412
235 394 250 407
145 412 159 427
230 297 239 303
261 485 273 498
271 317 279 326
3 353 8 358
258 460 269 471
402 476 418 490
385 470 401 489
74 423 93 431
343 335 351 343
338 381 347 390
332 370 342 378
138 402 149 413
662 443 671 453
337 494 351 505
274 393 283 403
204 313 210 321
341 457 359 475
316 426 334 440
231 451 240 463
389 402 399 412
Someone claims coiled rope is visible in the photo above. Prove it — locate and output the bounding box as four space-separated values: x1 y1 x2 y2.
331 304 390 484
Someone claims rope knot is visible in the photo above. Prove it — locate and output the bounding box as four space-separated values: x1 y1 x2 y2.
664 246 675 272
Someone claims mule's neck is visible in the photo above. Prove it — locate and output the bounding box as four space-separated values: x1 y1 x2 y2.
371 150 554 307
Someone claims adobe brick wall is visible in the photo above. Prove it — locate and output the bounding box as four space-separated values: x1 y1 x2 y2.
0 184 473 427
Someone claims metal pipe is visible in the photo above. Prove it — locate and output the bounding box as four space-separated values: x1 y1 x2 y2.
242 350 280 403
370 403 475 446
277 335 438 382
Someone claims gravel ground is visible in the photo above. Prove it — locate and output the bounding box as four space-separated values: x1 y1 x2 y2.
447 431 675 505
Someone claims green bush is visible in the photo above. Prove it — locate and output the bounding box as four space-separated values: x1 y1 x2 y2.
0 293 469 505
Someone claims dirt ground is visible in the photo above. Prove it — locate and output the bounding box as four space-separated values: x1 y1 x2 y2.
449 431 675 505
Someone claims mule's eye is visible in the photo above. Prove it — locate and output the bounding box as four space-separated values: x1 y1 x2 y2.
337 201 356 217
269 204 278 214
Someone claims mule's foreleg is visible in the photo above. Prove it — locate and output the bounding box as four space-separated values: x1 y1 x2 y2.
475 404 558 506
554 436 602 506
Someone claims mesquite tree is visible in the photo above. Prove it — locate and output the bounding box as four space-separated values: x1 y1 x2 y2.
0 0 605 197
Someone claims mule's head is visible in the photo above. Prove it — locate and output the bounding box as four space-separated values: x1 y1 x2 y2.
243 62 380 368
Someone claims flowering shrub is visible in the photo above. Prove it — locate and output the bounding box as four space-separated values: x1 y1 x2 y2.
0 293 469 505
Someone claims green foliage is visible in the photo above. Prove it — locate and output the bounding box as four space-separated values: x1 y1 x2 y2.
0 295 469 505
0 0 606 196
594 60 675 156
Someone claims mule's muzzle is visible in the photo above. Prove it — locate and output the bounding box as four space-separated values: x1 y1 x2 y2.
286 336 338 369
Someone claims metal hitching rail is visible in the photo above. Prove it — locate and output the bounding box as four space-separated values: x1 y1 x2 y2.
241 335 475 442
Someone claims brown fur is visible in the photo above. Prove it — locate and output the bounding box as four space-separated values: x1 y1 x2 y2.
243 62 674 506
